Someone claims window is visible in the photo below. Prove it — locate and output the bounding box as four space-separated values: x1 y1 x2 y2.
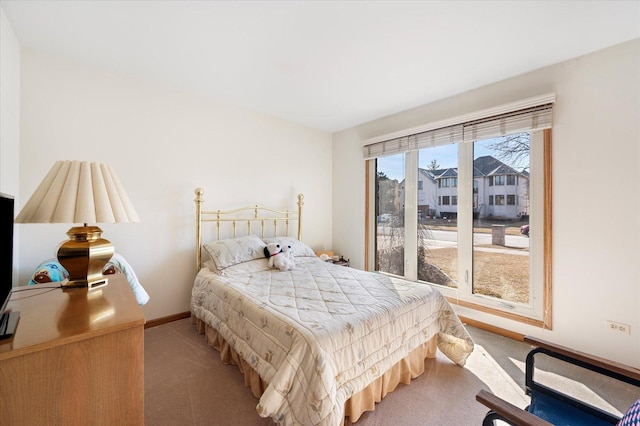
375 154 405 277
418 180 423 190
365 97 553 327
440 177 457 188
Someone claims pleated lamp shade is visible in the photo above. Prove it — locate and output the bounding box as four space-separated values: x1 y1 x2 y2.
16 161 139 288
15 160 139 225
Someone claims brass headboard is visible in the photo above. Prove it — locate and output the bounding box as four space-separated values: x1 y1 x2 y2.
194 188 304 270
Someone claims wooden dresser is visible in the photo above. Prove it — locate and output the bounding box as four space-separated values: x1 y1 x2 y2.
0 273 145 425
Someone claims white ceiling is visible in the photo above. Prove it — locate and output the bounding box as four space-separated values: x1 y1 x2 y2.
2 1 639 132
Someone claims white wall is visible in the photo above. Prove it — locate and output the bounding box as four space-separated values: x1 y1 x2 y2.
333 39 640 368
17 49 333 321
0 8 19 194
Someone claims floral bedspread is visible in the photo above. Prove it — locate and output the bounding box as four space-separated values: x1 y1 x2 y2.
191 257 474 425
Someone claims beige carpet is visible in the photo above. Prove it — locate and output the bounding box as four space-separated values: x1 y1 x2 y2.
144 318 637 425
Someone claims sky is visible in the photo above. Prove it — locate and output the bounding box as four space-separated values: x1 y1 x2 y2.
378 136 527 181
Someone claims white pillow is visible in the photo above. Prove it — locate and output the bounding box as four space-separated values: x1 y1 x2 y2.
203 234 266 271
261 236 316 257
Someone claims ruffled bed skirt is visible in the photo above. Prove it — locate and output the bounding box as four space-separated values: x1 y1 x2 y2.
191 314 438 423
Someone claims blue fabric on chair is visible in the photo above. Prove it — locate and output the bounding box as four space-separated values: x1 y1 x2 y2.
529 390 615 426
618 397 640 426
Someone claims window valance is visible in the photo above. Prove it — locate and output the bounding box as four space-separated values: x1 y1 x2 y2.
363 95 554 159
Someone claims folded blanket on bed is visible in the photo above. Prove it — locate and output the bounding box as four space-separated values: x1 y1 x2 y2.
29 254 150 306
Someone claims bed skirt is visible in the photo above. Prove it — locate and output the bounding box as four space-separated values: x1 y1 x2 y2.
191 314 438 423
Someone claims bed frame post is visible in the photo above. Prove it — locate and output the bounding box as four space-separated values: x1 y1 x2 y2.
195 188 204 271
297 194 304 241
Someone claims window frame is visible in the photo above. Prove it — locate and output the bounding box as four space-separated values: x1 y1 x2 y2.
366 129 552 329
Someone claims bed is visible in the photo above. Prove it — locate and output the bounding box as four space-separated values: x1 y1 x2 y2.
189 188 474 425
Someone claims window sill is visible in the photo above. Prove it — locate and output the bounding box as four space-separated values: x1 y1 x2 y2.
446 296 550 330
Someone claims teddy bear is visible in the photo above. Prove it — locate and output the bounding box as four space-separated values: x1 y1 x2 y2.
264 242 294 271
280 244 296 270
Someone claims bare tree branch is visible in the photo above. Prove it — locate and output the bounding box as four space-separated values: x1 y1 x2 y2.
487 133 530 171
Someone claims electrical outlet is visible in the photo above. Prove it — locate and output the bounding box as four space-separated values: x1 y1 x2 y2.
606 320 631 335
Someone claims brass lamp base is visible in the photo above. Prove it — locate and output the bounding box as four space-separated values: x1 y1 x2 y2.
57 225 114 289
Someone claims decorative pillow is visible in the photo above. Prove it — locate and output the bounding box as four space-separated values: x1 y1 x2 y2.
261 236 316 257
203 234 266 270
203 260 218 272
218 258 271 275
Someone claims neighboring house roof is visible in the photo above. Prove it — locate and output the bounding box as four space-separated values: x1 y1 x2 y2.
473 155 526 177
418 168 437 183
439 168 458 178
413 155 527 185
418 168 457 180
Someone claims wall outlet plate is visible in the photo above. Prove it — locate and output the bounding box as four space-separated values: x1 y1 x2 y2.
606 320 631 335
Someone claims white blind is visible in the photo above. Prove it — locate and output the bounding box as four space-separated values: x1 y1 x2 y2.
462 104 553 142
363 101 553 160
362 135 416 159
363 124 463 160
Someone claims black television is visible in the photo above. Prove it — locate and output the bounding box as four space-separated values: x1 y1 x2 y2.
0 192 20 339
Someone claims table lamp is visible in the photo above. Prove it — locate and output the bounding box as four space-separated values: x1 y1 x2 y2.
15 160 139 289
